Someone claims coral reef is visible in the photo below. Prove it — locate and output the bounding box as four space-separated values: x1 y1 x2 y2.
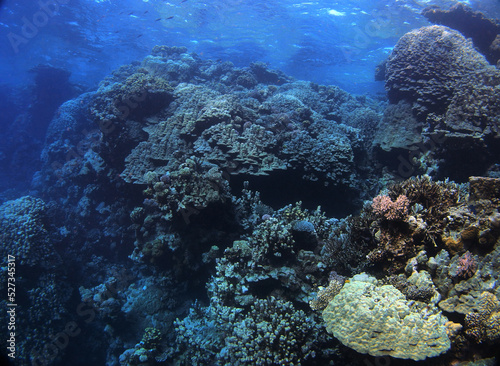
92 48 383 219
171 291 323 365
119 327 164 365
364 176 470 272
9 40 500 366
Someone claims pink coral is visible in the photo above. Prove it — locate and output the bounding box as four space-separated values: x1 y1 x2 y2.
456 251 476 279
372 194 410 221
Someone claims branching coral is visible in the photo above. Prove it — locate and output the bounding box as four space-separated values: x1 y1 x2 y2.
364 176 471 272
174 297 320 366
372 194 409 221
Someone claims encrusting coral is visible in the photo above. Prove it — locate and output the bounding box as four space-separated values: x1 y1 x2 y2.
465 292 500 344
322 274 451 361
0 196 58 267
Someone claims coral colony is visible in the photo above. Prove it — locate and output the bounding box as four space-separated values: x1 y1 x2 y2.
1 4 500 366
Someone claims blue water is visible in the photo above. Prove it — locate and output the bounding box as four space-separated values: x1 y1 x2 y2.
0 0 490 94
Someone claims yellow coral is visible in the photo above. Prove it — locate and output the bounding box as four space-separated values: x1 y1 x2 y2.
441 235 463 255
486 311 500 341
322 274 450 361
465 292 500 343
445 320 463 338
310 279 344 311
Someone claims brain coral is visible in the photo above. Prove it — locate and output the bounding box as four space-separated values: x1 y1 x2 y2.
322 274 450 361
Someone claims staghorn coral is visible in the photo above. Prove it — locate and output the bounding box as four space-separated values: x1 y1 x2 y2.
322 274 451 361
365 176 472 272
322 211 375 275
388 175 465 213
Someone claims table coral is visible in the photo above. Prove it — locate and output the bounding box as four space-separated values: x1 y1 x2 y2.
106 47 378 204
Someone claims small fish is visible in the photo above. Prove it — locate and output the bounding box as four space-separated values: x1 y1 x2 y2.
155 17 162 21
166 16 174 19
181 0 187 3
128 11 134 15
137 34 143 38
144 10 149 14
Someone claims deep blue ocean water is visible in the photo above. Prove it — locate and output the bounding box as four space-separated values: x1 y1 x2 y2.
0 0 496 94
1 0 500 365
